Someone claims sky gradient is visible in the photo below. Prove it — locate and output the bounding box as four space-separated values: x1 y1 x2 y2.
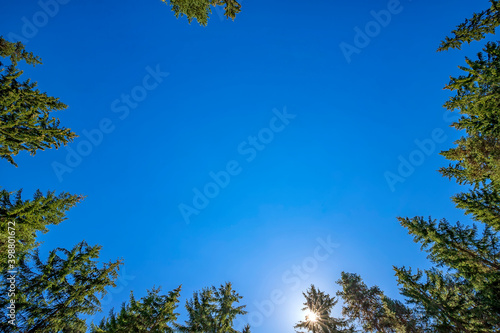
0 0 492 331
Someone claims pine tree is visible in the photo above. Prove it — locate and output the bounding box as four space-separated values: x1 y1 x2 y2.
0 241 122 332
335 273 428 333
394 218 500 332
176 282 251 333
0 188 83 272
438 0 500 52
1 35 122 333
294 284 354 333
392 1 500 331
0 36 76 167
91 286 181 333
161 0 241 26
439 39 500 231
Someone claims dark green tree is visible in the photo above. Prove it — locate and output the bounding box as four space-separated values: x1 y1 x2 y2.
392 1 500 331
295 284 354 333
438 0 499 52
335 273 429 333
1 37 121 332
176 282 251 333
161 0 241 26
0 241 122 332
394 218 500 332
0 188 83 272
328 3 500 331
91 286 181 333
0 36 76 167
439 40 500 231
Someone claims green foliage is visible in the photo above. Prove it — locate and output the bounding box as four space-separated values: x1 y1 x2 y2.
91 286 181 333
395 267 498 333
0 241 122 332
453 187 500 231
295 284 354 333
438 40 500 231
390 2 500 331
440 41 500 188
0 188 83 272
336 273 428 333
0 34 120 333
395 217 500 332
91 282 251 333
177 282 250 333
398 217 500 289
162 0 241 26
0 36 76 166
438 0 500 51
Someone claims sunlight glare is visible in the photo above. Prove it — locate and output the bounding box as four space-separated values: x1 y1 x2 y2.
305 309 318 322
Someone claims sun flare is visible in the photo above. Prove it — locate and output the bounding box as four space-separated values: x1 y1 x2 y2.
305 309 318 322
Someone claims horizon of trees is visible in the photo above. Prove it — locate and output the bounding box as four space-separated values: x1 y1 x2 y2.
1 0 499 332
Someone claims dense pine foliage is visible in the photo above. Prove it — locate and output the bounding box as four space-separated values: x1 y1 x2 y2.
1 1 499 332
0 36 76 167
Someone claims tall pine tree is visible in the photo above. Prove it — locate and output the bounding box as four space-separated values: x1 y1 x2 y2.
294 284 354 333
1 37 121 332
176 282 251 333
91 286 181 333
0 189 83 273
0 36 76 167
0 241 122 332
393 1 500 331
335 273 429 333
324 2 500 332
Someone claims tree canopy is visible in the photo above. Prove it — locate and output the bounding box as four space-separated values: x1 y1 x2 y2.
295 285 354 333
177 282 250 333
91 286 181 333
0 36 76 167
162 0 241 26
92 282 251 333
0 242 122 332
0 38 120 332
392 1 500 331
2 1 500 332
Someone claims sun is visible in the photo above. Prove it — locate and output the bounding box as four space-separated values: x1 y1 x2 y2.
305 308 318 322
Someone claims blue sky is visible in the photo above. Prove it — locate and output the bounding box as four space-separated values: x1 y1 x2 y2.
0 0 492 331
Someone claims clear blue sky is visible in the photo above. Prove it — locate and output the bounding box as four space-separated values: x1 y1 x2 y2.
1 0 491 331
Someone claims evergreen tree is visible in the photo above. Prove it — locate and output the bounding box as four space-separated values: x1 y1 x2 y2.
335 273 428 333
313 3 500 331
0 36 76 167
439 39 500 231
438 0 499 52
162 0 241 26
176 282 251 333
0 37 122 332
91 286 181 333
0 188 83 272
392 1 500 331
294 284 354 333
394 218 500 332
0 241 122 332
